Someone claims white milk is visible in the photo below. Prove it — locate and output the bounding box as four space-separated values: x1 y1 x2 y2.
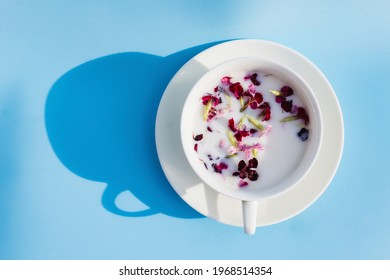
190 71 310 191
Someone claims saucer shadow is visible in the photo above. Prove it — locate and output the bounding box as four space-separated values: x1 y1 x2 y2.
45 42 227 219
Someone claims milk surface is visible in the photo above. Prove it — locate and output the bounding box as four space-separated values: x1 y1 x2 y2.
191 71 310 191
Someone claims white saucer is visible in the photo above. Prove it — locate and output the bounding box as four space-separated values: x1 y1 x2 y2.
155 39 344 227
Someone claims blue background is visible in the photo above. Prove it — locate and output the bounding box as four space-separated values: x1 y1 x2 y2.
1 0 389 259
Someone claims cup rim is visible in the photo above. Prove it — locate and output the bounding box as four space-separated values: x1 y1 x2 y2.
180 56 323 202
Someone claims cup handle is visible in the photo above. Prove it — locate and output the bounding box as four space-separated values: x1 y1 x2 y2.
242 200 258 235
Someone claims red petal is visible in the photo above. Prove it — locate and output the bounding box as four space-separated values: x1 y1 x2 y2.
238 160 247 172
259 102 271 121
212 96 220 106
259 102 270 109
281 100 293 112
240 130 250 137
201 96 211 105
244 73 260 86
229 82 244 99
296 107 309 125
275 96 285 103
228 118 237 132
212 162 228 173
297 107 307 119
281 86 294 97
234 130 250 142
234 132 242 142
254 92 263 104
218 162 228 170
249 102 258 109
264 110 271 121
248 158 258 168
248 170 259 181
193 134 203 141
239 171 247 179
243 90 253 97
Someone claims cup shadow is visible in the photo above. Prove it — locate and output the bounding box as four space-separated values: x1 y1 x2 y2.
45 41 227 219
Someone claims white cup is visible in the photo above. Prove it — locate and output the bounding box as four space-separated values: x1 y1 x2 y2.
181 57 322 234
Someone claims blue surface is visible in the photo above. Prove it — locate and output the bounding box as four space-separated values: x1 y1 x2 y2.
1 0 389 259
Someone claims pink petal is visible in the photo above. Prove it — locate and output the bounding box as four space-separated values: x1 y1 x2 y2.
239 180 249 188
248 84 256 94
221 76 232 85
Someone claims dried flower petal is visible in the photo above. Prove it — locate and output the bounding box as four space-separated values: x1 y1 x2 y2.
281 86 294 97
248 84 257 94
254 92 263 104
244 149 252 159
281 100 293 112
237 143 264 152
260 125 272 137
201 94 220 106
248 169 259 181
194 143 198 152
297 107 309 125
271 86 293 97
193 134 203 141
239 180 249 188
297 127 309 141
242 92 263 112
221 76 232 85
234 129 250 142
259 102 271 121
212 162 228 173
227 146 237 155
238 160 247 172
234 159 259 181
248 158 258 168
229 82 244 99
245 73 261 86
249 101 258 110
275 96 285 103
228 118 237 132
